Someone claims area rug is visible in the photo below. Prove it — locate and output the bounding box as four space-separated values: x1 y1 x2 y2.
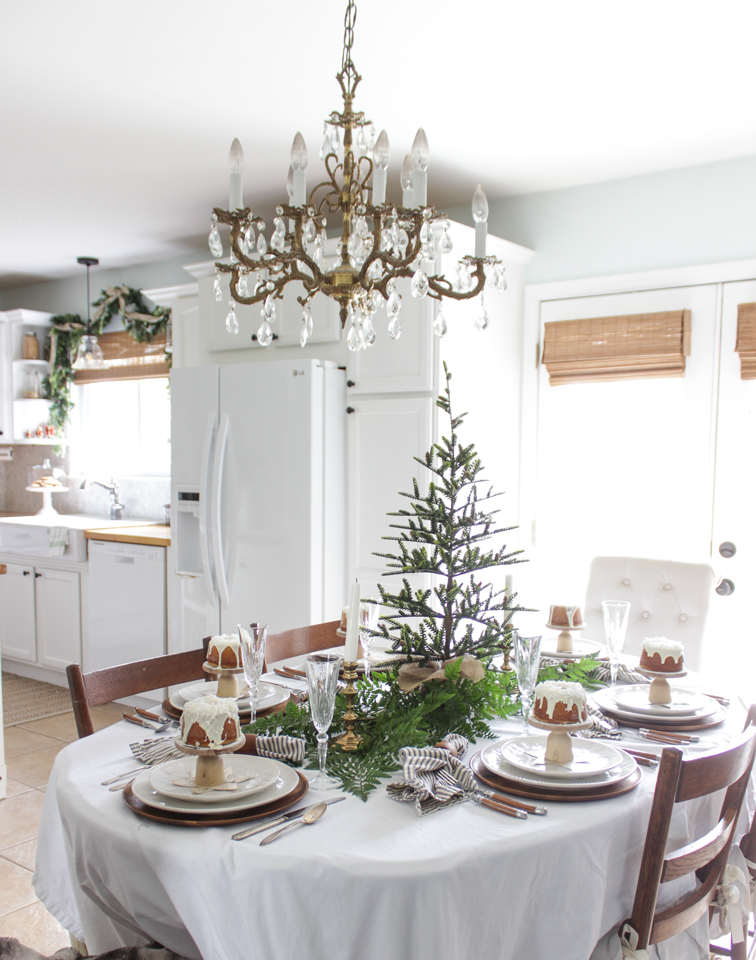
1 672 73 726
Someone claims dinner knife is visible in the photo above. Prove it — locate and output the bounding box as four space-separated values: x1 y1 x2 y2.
231 796 346 840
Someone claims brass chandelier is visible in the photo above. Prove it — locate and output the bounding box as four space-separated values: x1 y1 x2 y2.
209 0 506 350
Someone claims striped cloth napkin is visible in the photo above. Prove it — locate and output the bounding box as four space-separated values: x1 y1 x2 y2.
386 734 473 816
130 734 305 765
590 662 647 684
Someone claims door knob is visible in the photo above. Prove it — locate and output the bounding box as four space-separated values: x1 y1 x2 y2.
719 542 736 558
715 578 735 596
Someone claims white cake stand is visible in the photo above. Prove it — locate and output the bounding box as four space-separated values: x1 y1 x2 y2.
544 621 585 654
25 485 69 518
203 661 245 698
174 732 246 787
636 665 688 705
528 716 593 763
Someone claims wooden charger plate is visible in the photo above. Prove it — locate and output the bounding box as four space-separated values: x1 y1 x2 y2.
597 703 726 732
123 770 308 827
470 751 642 802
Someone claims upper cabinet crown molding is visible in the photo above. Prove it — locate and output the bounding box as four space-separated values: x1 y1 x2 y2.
0 308 53 325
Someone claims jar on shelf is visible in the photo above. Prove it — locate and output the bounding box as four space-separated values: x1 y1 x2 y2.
22 331 40 360
23 370 42 399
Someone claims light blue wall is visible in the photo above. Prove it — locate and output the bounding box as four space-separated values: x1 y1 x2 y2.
450 154 756 285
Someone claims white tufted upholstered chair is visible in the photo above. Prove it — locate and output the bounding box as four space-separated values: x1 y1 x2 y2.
582 556 715 672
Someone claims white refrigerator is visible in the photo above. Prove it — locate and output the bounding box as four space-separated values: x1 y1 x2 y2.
170 359 346 651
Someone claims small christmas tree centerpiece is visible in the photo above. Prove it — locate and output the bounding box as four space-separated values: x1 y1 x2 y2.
374 364 526 676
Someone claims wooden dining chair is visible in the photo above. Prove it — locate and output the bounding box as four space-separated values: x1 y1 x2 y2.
264 619 341 665
619 705 756 956
66 640 210 739
710 708 756 959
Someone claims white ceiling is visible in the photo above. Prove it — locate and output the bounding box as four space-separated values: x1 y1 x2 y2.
2 0 756 288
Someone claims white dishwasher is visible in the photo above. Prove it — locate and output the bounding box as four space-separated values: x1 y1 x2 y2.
87 539 167 674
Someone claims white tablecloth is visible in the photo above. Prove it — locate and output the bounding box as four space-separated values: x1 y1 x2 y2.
33 694 754 960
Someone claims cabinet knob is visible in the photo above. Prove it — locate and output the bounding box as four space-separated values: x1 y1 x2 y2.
346 407 355 414
35 572 42 578
23 569 30 576
347 380 355 388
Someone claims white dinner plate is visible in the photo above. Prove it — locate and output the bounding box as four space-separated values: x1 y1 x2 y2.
169 683 289 714
480 739 638 791
149 755 280 804
179 679 278 708
539 638 604 660
591 687 719 723
499 735 625 780
611 684 713 718
132 759 300 814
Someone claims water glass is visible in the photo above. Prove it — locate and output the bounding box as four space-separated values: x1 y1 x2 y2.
513 631 542 734
238 622 267 723
305 653 342 790
602 601 631 686
359 599 381 680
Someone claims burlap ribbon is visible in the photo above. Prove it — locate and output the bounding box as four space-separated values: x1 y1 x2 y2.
49 319 86 374
93 285 163 326
396 654 485 692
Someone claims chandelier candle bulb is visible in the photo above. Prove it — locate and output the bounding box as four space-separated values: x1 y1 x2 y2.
411 128 429 207
228 139 245 211
401 154 415 208
372 129 390 205
344 580 361 662
290 132 308 206
472 185 488 258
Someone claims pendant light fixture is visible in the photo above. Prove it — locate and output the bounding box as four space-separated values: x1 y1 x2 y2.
72 257 109 371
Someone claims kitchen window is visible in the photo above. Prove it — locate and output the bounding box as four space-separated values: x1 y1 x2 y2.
68 377 171 478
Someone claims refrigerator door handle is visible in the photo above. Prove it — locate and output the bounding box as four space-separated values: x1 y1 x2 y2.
211 411 231 610
199 411 217 606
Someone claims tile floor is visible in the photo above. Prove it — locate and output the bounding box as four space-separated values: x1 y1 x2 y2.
0 703 122 954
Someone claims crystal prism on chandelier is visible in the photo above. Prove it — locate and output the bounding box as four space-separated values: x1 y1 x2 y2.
209 0 506 351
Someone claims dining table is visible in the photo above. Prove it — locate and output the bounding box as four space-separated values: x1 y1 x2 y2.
32 654 755 960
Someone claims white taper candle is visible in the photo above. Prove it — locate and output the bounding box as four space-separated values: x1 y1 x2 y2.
344 581 361 662
228 139 244 211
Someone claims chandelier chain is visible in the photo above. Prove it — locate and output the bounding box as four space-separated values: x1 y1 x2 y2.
341 0 358 94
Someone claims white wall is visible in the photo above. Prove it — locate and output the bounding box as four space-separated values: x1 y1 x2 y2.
450 153 756 285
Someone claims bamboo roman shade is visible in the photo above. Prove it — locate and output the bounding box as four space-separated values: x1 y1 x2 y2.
542 310 691 386
73 332 170 384
736 303 756 380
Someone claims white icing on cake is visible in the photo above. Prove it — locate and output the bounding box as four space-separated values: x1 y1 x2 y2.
181 694 240 747
642 637 684 663
208 634 241 665
534 680 586 719
549 604 581 627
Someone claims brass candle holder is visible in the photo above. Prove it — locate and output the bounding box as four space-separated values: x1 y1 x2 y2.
334 660 362 751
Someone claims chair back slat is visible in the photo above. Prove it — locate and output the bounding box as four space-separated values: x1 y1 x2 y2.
652 863 722 943
677 733 756 801
265 620 341 664
661 808 738 882
66 645 208 739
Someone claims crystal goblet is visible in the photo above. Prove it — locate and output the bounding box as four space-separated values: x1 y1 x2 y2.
238 622 267 723
602 601 631 686
513 631 542 734
305 653 342 790
359 598 381 680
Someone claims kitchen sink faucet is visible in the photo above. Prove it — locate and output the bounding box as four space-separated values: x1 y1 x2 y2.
81 478 124 520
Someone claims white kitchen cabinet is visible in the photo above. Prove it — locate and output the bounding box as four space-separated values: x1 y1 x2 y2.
0 557 84 680
346 395 434 585
0 562 37 662
0 309 54 442
36 567 81 671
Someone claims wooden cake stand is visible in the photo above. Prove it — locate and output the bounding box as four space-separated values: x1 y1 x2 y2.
202 661 245 699
175 732 247 787
636 665 688 705
528 716 593 763
544 621 584 654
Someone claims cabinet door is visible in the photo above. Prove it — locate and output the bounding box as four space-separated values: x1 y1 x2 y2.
346 396 433 586
36 568 81 670
0 562 37 662
346 278 435 395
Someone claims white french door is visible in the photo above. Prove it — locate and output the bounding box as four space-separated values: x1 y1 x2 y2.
523 273 754 698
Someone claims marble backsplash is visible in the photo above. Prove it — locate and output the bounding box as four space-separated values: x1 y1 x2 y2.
0 445 169 520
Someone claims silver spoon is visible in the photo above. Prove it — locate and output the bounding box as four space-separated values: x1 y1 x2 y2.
259 802 328 846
